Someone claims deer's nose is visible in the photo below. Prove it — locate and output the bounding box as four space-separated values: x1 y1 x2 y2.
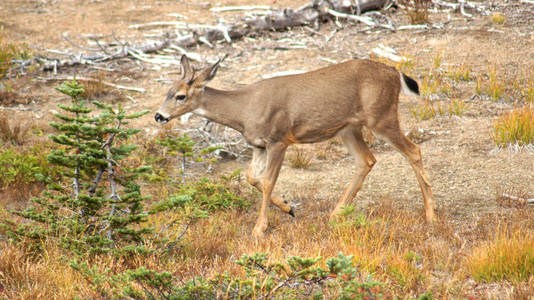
154 113 169 123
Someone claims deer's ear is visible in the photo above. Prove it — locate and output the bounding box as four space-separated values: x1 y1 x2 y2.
192 59 220 86
180 55 195 83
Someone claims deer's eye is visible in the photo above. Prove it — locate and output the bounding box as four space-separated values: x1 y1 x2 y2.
175 94 186 101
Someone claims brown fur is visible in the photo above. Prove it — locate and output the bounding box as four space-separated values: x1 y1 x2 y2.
156 56 436 238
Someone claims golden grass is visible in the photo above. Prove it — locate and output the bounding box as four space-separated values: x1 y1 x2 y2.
493 106 534 147
487 66 505 101
447 63 471 82
1 194 534 298
466 228 534 283
411 98 469 121
448 98 470 117
0 241 90 299
491 12 506 25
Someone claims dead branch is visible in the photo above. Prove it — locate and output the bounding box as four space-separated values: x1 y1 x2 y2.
431 0 488 16
502 192 534 205
9 0 392 75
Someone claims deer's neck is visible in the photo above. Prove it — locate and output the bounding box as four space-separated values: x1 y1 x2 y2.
194 87 249 133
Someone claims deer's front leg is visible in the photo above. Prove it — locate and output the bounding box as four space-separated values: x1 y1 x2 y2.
252 142 287 238
247 147 295 216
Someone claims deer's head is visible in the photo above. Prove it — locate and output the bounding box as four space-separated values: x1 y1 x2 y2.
155 55 220 123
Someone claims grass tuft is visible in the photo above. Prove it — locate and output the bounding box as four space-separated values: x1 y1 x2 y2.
447 63 471 82
0 112 30 145
487 66 505 101
493 106 534 147
287 145 312 169
466 228 534 283
491 13 506 25
448 98 469 117
399 0 431 24
411 98 469 121
82 71 112 99
0 32 31 78
411 100 439 121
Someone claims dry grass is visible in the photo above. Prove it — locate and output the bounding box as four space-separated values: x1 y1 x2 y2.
0 241 90 299
491 12 506 25
0 112 30 145
466 228 534 283
398 0 431 24
493 105 534 147
1 189 534 298
487 66 505 101
411 98 469 121
81 71 112 99
287 145 313 169
447 63 471 82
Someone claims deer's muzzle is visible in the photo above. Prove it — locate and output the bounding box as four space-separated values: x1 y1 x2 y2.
154 113 169 123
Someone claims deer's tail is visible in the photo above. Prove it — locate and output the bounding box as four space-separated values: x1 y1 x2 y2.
400 73 420 97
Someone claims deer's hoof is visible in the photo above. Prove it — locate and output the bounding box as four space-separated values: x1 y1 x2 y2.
252 221 268 238
252 228 266 239
288 207 296 217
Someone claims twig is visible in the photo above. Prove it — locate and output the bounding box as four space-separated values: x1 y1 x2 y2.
129 21 186 30
128 49 182 67
459 0 473 18
326 8 395 31
397 24 429 30
502 193 534 204
168 44 203 62
0 106 39 112
61 32 102 52
89 36 113 56
210 5 271 12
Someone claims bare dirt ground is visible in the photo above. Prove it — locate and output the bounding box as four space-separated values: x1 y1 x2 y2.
1 0 534 298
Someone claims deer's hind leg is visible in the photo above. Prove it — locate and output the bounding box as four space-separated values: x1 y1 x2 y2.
247 147 294 217
330 126 376 220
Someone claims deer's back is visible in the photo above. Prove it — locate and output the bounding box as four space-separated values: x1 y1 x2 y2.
241 59 402 145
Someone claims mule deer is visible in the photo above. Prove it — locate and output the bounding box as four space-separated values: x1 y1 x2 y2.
155 55 436 238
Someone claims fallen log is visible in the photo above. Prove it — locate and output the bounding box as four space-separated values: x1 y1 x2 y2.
9 0 392 75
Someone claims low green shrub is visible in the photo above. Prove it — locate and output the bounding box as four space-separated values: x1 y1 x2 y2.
73 252 383 299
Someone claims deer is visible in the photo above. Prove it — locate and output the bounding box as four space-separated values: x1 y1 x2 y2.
155 55 436 238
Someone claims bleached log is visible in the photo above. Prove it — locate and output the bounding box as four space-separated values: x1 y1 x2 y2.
371 44 409 62
129 21 186 30
398 24 429 30
210 5 271 12
502 193 534 204
11 0 391 75
168 45 203 62
326 9 376 26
